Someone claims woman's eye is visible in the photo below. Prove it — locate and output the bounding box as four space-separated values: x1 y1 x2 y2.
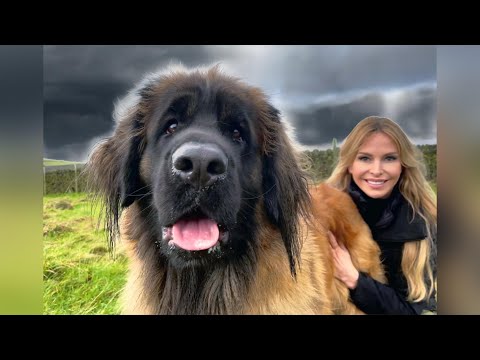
165 120 178 135
385 156 397 161
358 156 370 161
232 129 243 142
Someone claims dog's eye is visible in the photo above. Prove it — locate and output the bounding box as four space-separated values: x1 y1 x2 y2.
165 120 178 135
232 129 243 143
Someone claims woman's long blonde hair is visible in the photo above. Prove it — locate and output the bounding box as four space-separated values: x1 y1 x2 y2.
327 116 436 302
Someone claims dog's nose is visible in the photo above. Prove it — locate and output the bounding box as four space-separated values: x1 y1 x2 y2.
172 142 228 189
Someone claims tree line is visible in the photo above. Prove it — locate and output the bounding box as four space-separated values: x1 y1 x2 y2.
304 143 437 184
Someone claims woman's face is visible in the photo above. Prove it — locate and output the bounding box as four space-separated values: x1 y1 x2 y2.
348 132 403 199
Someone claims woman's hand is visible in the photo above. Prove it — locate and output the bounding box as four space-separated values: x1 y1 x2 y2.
327 231 360 289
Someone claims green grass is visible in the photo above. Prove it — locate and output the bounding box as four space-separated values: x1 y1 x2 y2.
43 193 127 314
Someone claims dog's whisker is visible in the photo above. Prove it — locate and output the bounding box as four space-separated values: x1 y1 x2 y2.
240 195 261 200
125 185 151 196
241 184 276 200
240 152 254 157
239 203 256 213
138 202 155 216
135 191 153 202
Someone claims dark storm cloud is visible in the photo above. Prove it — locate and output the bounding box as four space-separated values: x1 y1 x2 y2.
289 84 436 146
44 45 436 161
44 45 217 83
210 46 434 95
44 45 220 160
44 81 125 149
289 92 385 146
267 45 435 95
394 86 436 138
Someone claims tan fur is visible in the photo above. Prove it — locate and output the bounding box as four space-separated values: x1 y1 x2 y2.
119 183 386 314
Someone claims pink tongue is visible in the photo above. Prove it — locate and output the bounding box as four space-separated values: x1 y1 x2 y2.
171 218 219 251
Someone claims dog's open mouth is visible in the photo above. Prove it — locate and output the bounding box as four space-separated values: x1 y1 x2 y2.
162 213 229 251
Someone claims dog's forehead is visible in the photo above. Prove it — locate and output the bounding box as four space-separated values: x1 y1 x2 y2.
144 74 259 122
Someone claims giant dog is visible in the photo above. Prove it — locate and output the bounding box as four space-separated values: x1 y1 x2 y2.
87 65 386 314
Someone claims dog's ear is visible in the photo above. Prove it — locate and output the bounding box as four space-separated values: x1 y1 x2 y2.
86 113 145 247
261 105 311 278
119 117 145 208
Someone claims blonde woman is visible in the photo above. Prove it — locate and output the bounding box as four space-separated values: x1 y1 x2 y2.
326 116 437 314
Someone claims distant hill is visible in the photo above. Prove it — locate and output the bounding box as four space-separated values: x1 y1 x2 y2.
44 158 85 167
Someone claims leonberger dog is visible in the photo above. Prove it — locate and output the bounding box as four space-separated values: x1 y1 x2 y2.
87 65 385 314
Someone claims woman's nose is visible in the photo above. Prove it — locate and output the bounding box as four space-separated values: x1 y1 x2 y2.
369 161 383 176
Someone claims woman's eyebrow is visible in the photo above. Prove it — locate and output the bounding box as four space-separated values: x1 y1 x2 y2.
357 152 399 156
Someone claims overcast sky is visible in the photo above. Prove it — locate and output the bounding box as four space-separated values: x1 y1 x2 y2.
44 45 437 162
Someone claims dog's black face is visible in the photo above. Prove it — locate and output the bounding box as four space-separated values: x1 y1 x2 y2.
88 67 310 277
140 87 263 267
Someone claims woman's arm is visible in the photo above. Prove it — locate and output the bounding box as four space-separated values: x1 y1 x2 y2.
349 272 430 315
328 231 434 315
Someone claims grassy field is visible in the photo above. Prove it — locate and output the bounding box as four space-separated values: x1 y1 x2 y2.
43 193 127 314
